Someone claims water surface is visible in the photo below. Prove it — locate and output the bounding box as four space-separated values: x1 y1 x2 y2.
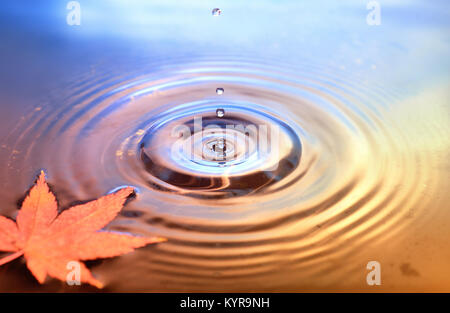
0 0 449 292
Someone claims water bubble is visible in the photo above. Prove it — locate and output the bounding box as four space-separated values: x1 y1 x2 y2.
212 8 221 16
216 87 224 95
216 108 225 118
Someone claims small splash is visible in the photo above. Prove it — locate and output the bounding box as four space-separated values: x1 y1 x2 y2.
212 8 221 16
216 87 224 95
213 138 225 153
210 137 227 159
216 108 225 118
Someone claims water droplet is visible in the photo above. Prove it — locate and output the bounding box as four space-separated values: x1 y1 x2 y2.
212 8 221 16
216 87 224 95
216 108 225 118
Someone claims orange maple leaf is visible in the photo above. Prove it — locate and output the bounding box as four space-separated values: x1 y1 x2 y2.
0 171 165 288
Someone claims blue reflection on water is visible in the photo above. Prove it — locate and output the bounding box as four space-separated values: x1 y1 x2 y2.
0 0 449 87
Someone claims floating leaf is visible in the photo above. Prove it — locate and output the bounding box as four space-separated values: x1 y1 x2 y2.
0 171 165 288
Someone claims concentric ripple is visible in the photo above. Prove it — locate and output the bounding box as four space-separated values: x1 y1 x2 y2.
2 58 434 291
139 103 301 197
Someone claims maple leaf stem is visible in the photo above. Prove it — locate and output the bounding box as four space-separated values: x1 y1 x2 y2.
0 250 24 266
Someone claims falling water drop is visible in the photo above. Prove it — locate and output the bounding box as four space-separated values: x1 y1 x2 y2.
216 108 225 118
212 8 221 16
216 87 224 95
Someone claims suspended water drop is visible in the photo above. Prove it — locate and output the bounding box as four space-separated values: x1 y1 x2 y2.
216 87 224 95
212 8 221 16
216 108 225 118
